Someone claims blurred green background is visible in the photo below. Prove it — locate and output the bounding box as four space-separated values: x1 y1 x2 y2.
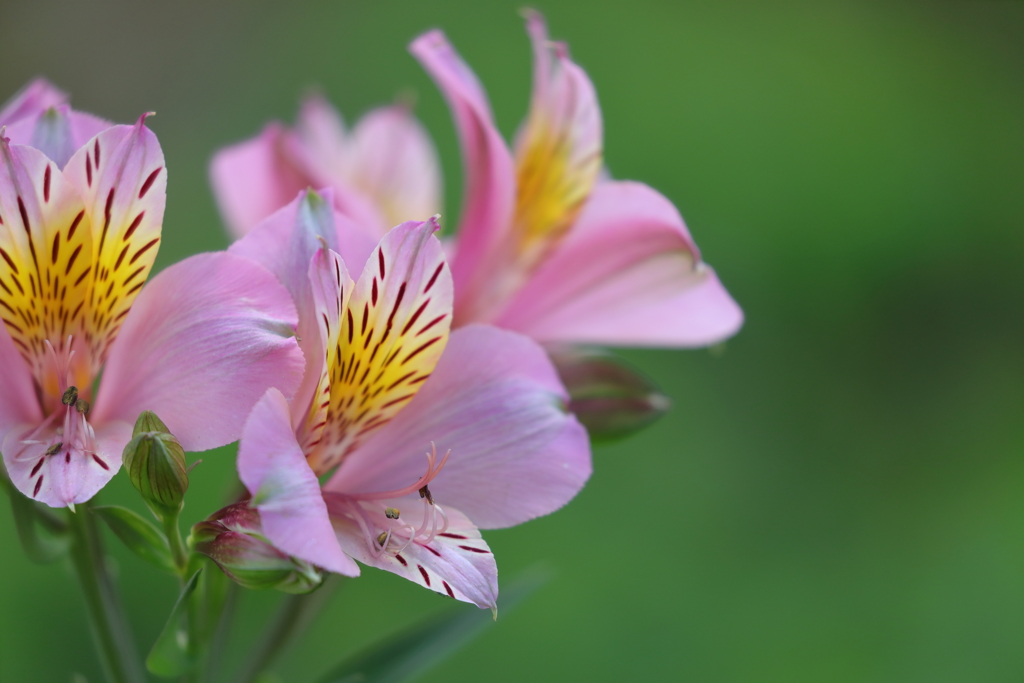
2 1 1023 681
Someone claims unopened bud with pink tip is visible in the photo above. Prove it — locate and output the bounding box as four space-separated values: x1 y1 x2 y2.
191 502 322 594
549 347 671 443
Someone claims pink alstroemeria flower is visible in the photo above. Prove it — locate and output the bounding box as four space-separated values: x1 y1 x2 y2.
211 94 441 241
0 79 112 169
210 13 741 349
410 12 742 346
228 191 591 610
0 84 305 507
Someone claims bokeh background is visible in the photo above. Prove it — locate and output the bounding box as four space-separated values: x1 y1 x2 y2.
2 1 1023 681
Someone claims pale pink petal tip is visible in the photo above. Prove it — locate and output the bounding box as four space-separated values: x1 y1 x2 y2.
497 181 744 347
0 79 68 126
238 389 358 576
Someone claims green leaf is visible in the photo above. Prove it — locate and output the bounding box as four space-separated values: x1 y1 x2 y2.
316 566 551 683
93 505 176 573
147 569 202 677
1 469 68 563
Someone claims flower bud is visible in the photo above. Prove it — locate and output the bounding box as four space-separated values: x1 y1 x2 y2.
122 411 188 517
549 347 670 443
191 503 322 594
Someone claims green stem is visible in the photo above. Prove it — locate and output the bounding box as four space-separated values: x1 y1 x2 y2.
160 510 199 683
162 512 189 576
230 576 344 683
180 568 206 683
200 580 238 683
68 504 147 683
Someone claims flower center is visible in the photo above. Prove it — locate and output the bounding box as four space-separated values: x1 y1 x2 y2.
27 337 98 459
328 443 452 558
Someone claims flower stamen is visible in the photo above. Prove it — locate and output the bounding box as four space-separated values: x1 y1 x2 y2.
347 442 450 502
332 443 456 557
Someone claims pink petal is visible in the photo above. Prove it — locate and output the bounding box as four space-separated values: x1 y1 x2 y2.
63 116 168 368
209 123 311 238
0 138 94 390
3 105 112 169
519 12 602 165
0 323 41 442
229 188 376 305
293 94 349 182
409 30 516 321
238 388 358 575
309 218 453 473
509 11 603 270
329 324 591 530
308 247 355 357
2 418 129 508
291 96 388 235
496 181 744 347
296 246 353 448
327 496 498 609
0 79 67 126
345 105 442 232
229 189 376 427
92 252 305 452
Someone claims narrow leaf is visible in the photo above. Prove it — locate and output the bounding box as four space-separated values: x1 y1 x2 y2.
93 505 176 573
147 569 202 677
316 566 551 683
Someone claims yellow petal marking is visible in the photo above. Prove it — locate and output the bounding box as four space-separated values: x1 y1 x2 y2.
307 222 452 475
0 139 95 404
513 120 600 268
511 18 602 274
299 247 354 453
64 120 166 372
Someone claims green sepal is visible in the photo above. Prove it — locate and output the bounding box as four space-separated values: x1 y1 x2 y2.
1 471 69 563
146 569 202 677
549 347 670 444
316 566 550 683
93 505 176 573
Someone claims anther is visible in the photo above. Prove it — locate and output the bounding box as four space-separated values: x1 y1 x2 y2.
45 442 63 456
75 399 90 416
377 531 388 546
385 507 400 519
418 485 433 505
62 386 78 406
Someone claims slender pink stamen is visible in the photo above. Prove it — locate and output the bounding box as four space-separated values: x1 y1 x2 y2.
391 524 417 554
346 499 383 555
413 497 438 540
347 443 451 501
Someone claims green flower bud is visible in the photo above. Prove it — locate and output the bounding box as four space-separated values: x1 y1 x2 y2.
549 347 671 443
133 410 171 436
192 503 322 594
123 411 188 517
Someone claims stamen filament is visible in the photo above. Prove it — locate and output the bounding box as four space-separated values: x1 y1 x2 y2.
346 443 450 501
